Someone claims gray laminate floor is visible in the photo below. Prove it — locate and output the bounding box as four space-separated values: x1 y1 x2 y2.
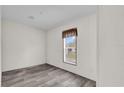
2 64 96 87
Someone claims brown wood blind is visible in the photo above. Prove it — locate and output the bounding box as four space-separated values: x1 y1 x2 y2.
62 28 77 38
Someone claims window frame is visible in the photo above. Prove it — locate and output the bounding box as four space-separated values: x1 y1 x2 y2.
62 34 77 66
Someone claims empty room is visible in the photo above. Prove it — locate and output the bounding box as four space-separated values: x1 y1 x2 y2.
1 5 97 87
1 5 124 87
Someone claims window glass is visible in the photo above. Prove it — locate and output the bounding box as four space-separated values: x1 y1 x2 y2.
64 36 77 65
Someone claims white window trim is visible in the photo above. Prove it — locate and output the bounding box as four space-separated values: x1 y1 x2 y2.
63 36 77 65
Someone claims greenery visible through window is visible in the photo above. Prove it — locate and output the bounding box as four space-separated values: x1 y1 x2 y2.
64 35 77 65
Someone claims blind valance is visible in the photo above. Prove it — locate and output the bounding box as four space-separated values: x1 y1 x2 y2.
62 28 77 38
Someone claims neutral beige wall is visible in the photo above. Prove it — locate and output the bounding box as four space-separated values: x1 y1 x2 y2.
2 19 46 72
98 6 124 86
47 14 97 81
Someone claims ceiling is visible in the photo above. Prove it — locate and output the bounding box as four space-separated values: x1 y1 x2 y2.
2 5 97 31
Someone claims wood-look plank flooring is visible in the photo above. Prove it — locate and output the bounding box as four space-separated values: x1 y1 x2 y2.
2 64 96 87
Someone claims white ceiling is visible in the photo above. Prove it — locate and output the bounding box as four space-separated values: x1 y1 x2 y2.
2 5 97 31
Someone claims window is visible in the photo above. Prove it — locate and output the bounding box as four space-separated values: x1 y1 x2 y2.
62 28 77 65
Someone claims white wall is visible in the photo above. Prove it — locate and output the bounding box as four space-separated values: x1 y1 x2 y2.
98 6 124 86
2 19 46 72
47 14 97 81
0 6 1 86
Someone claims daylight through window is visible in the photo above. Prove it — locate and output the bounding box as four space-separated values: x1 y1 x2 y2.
62 28 77 65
